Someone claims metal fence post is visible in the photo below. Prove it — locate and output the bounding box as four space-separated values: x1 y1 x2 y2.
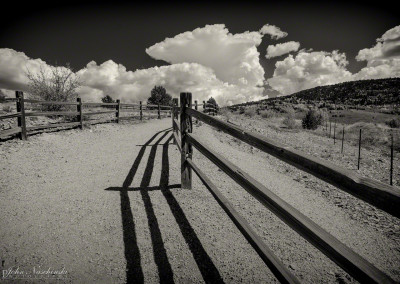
333 120 336 144
15 91 27 140
341 125 345 154
180 92 192 189
358 129 362 170
390 131 394 185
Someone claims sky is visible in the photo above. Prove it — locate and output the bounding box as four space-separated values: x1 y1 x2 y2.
0 0 399 106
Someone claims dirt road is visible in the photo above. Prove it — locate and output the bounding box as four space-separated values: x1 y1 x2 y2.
0 118 399 283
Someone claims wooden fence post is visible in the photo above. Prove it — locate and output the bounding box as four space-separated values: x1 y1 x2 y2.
390 131 393 186
15 91 27 140
172 98 178 145
77 98 83 129
194 100 198 124
140 101 143 121
158 103 161 119
341 125 345 154
180 92 192 189
203 101 206 113
358 128 362 170
116 99 121 123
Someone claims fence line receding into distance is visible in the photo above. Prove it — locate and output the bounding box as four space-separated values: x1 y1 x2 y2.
172 92 399 284
0 91 173 140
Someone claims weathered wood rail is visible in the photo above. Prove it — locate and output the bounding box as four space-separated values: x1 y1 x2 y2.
0 91 172 140
172 92 399 283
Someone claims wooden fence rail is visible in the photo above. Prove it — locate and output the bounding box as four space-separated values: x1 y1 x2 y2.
172 92 398 284
0 91 172 140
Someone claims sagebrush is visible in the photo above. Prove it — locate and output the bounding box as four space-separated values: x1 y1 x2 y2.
302 109 324 130
26 64 81 111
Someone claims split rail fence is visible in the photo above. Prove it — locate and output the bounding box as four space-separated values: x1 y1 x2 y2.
172 92 399 284
0 91 172 140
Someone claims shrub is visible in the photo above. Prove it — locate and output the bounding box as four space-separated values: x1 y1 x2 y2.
260 109 276 119
281 105 295 115
302 109 324 130
219 108 232 120
2 105 12 112
385 118 400 128
26 64 80 111
244 108 256 117
283 116 296 129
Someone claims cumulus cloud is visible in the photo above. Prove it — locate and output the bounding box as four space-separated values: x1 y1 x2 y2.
0 48 263 106
267 50 352 95
354 25 400 80
0 48 52 92
0 25 267 105
266 41 300 59
77 60 263 106
145 24 265 87
260 24 288 40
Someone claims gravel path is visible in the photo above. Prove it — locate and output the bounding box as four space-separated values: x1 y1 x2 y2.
0 118 399 283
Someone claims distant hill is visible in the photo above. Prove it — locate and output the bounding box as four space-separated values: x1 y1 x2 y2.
230 78 400 108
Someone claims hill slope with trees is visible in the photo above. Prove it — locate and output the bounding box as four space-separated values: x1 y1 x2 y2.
231 78 400 108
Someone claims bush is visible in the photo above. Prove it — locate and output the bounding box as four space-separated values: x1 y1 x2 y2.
244 108 256 117
2 105 12 112
385 118 400 128
26 64 80 111
302 109 324 130
283 116 297 129
260 109 276 119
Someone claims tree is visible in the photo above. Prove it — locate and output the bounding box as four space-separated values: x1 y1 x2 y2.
101 95 114 103
148 86 172 106
101 95 115 108
26 64 81 111
207 97 217 106
206 97 219 114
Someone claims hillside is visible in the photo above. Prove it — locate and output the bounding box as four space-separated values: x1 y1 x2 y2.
231 78 400 108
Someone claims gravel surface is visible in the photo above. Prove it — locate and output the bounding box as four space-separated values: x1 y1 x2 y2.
1 118 399 283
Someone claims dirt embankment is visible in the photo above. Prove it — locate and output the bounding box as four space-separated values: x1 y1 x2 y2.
0 118 399 283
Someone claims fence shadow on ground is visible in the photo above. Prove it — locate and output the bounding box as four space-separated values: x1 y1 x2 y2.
105 128 223 283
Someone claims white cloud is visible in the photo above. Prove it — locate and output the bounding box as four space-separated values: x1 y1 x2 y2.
354 25 400 79
0 48 264 106
266 41 300 59
0 48 52 92
353 58 400 80
260 24 288 40
77 60 263 106
267 50 352 95
145 24 265 87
